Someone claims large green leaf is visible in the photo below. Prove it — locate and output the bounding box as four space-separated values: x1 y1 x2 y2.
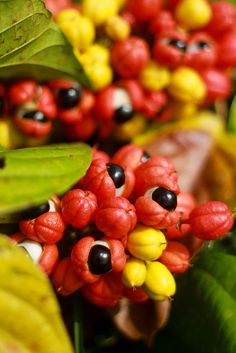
0 0 89 86
0 142 92 214
166 251 236 353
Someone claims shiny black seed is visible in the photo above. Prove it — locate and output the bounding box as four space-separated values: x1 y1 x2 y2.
167 39 186 51
152 187 177 211
106 163 125 188
0 97 4 116
21 202 50 219
88 244 112 275
197 41 210 49
141 151 150 163
58 87 82 109
114 105 134 123
22 111 48 123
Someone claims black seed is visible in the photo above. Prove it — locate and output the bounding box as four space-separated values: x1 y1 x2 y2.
141 151 150 163
197 41 210 49
22 110 48 123
0 97 4 116
114 105 134 123
152 187 177 211
106 163 125 188
21 202 50 219
88 244 112 275
0 157 5 169
58 87 82 109
167 39 186 51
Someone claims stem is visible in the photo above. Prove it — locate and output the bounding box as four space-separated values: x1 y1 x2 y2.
74 293 83 353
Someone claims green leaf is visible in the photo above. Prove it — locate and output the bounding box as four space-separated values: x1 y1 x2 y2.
167 252 236 353
0 0 90 86
0 142 92 214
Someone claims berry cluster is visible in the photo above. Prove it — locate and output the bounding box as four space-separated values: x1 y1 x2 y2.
9 144 234 306
0 79 96 143
1 0 236 149
52 0 236 139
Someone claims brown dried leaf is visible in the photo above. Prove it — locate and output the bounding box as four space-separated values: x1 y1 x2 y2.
109 298 171 346
143 129 214 193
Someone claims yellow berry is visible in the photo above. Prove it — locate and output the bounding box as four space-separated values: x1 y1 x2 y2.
175 0 212 30
0 118 12 148
105 15 130 41
127 225 167 261
56 10 95 51
76 16 95 52
82 44 110 64
85 62 113 91
168 67 206 103
113 114 147 142
74 44 113 91
122 257 147 288
82 0 120 26
139 61 171 91
144 261 176 301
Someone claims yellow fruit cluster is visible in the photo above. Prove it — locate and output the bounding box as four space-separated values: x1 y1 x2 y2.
56 0 130 91
122 225 176 301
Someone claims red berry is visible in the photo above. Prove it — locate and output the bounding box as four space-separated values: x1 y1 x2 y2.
200 69 232 103
165 191 196 239
150 10 176 35
111 144 149 171
82 159 135 204
204 2 236 39
217 33 236 69
184 32 218 70
81 272 123 306
10 232 59 275
153 29 187 69
159 241 190 273
134 155 179 196
52 258 84 296
111 36 150 78
125 0 162 22
20 201 66 244
61 189 97 228
123 286 149 302
95 197 137 239
64 114 96 141
71 236 126 283
135 195 179 229
188 201 234 240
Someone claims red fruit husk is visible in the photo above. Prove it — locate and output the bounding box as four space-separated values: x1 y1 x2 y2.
159 241 190 273
61 189 97 229
95 197 137 238
134 155 179 196
71 236 98 283
125 0 162 22
165 191 197 239
52 257 84 296
81 272 124 307
111 144 146 171
188 201 234 240
111 36 150 79
123 287 149 303
135 196 179 229
20 212 66 244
